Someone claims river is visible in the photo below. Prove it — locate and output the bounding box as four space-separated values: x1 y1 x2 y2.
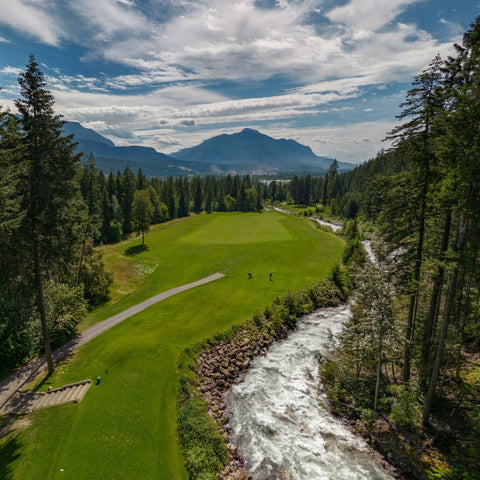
226 306 394 480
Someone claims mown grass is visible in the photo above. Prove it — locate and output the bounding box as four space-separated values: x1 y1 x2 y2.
1 210 344 480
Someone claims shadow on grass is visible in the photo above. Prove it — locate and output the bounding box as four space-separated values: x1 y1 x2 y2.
0 434 21 480
124 244 148 256
32 373 52 393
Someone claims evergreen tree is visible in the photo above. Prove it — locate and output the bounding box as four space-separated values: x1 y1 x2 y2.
137 167 146 190
164 176 177 219
422 16 480 425
177 176 190 218
385 54 444 382
192 176 203 213
237 180 247 211
132 189 153 245
121 165 136 234
15 55 84 373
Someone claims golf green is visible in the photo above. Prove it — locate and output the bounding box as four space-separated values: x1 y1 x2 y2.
0 210 344 479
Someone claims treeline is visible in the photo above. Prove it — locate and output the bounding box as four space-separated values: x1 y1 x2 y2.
79 159 264 246
264 161 344 211
0 57 112 375
264 160 365 220
316 17 480 478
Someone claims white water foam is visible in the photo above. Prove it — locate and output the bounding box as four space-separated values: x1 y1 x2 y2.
310 217 342 232
227 306 394 480
362 240 377 264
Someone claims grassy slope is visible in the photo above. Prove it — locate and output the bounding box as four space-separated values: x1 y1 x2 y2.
1 211 344 480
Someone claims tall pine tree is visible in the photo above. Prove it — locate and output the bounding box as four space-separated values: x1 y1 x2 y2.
15 56 84 373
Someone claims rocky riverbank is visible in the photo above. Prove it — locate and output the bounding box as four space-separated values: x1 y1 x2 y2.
196 327 270 479
188 282 344 479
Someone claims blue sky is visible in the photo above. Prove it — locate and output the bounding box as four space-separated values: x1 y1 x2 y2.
0 1 478 164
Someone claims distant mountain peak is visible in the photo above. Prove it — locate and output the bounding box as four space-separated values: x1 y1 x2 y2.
239 127 261 135
64 121 355 176
172 128 341 174
63 121 115 148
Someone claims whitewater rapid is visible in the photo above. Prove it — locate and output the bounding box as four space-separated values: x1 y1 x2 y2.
227 306 394 480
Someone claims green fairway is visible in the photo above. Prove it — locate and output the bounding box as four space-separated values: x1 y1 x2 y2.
179 212 293 244
0 210 344 480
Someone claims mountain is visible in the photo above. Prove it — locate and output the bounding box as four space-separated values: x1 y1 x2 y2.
63 122 207 177
63 122 355 176
172 128 353 174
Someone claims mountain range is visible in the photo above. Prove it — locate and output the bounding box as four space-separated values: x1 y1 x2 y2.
63 122 355 177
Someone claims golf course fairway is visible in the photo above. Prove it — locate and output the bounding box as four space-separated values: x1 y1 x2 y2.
0 210 344 480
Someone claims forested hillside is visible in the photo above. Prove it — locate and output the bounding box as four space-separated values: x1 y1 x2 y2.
299 17 480 479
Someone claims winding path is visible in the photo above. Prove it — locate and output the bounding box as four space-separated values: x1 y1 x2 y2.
0 272 226 415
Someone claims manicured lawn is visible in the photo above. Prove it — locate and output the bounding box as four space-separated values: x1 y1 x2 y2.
0 210 344 480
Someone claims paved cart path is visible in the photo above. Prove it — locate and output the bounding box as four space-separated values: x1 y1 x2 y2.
0 272 226 415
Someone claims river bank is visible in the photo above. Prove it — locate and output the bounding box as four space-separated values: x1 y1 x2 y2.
226 306 397 479
178 280 345 479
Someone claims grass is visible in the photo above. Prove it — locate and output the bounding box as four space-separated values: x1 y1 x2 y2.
1 210 344 480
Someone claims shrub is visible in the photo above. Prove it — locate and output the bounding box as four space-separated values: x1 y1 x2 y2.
178 396 228 479
388 383 423 429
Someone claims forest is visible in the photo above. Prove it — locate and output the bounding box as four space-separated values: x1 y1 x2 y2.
294 17 480 479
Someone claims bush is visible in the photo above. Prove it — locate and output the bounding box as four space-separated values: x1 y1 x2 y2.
342 239 364 265
328 262 348 299
178 396 228 479
43 280 87 348
388 383 423 429
106 219 122 243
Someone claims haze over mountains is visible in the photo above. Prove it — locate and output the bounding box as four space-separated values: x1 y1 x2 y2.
64 122 355 177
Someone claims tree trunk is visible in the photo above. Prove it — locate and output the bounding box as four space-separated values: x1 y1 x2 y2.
76 222 90 286
403 175 428 382
454 248 476 378
420 211 451 390
33 235 54 374
423 217 467 426
374 334 383 412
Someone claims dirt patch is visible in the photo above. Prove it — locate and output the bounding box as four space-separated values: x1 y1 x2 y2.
0 415 32 440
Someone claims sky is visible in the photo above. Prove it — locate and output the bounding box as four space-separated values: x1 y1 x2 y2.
0 1 479 164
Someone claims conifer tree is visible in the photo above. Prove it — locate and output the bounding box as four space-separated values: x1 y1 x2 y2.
164 176 176 219
121 165 136 234
385 55 444 382
177 176 190 218
192 176 203 213
132 189 153 245
15 55 83 373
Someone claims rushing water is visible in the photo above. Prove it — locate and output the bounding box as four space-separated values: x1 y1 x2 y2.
227 306 394 480
362 240 377 263
309 217 342 232
270 206 342 233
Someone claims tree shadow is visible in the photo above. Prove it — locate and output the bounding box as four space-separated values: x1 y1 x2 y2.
0 434 22 480
124 244 148 256
31 372 52 393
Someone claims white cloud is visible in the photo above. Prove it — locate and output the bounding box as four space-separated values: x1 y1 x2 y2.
53 82 360 141
270 120 396 163
68 0 149 43
0 0 64 46
1 1 459 91
86 0 455 91
326 0 422 32
0 66 23 76
0 0 469 165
